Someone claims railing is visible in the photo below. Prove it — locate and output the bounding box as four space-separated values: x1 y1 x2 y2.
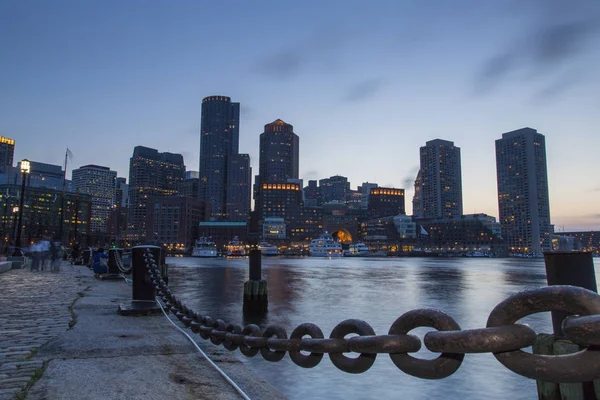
133 247 600 383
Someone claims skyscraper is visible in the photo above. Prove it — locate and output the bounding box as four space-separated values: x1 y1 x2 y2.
0 136 15 168
128 146 185 238
319 175 350 204
199 96 240 219
418 139 463 218
259 119 299 183
226 154 251 221
72 165 117 233
496 128 552 254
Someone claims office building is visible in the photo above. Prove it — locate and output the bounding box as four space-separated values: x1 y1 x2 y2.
359 182 378 210
496 128 552 254
418 139 463 218
72 165 117 233
146 196 209 252
319 175 350 204
199 96 240 219
178 178 200 200
226 154 251 221
257 182 303 238
258 119 299 183
1 184 91 245
127 146 185 240
0 136 15 168
108 177 128 241
368 187 405 218
303 180 320 206
18 161 69 191
419 214 506 255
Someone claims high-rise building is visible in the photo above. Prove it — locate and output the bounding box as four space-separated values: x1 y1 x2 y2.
18 161 69 191
496 127 552 254
303 180 320 206
199 96 240 219
257 182 303 239
359 182 378 210
259 119 299 183
368 187 405 218
319 175 350 204
418 139 463 218
0 136 15 168
146 196 209 252
72 165 117 233
226 154 251 221
108 177 128 241
127 146 185 239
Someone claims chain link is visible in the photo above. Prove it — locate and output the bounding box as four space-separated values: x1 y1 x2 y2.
141 248 600 382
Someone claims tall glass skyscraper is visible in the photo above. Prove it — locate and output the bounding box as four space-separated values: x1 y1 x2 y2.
495 128 551 254
199 96 243 220
417 139 463 218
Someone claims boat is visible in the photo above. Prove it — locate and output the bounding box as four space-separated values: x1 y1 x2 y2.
226 236 246 257
309 233 343 257
346 242 370 257
258 241 279 256
191 237 217 257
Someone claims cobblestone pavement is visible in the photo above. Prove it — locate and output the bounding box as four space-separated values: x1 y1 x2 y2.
0 262 89 399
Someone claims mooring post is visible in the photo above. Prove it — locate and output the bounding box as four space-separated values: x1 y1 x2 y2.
243 211 268 314
544 251 597 337
118 245 162 315
534 251 599 400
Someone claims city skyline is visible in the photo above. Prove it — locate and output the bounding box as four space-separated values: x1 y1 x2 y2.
2 1 599 231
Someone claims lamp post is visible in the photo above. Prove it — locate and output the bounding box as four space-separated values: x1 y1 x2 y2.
13 159 30 256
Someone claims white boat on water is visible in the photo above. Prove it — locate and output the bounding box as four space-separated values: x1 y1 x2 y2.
258 242 279 256
309 233 343 257
346 242 370 257
191 237 217 257
226 236 246 257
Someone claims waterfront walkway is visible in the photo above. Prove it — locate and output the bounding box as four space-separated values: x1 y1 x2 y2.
0 262 284 400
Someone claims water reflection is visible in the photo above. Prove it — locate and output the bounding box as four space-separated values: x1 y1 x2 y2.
167 256 599 400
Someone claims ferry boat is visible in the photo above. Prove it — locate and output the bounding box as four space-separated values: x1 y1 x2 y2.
226 236 246 257
346 242 370 257
191 237 217 257
309 233 343 257
258 241 279 256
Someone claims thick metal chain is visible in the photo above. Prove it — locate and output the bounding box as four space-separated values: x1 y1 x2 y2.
115 250 131 274
141 249 600 382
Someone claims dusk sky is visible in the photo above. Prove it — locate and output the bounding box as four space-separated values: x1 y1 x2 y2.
1 1 599 230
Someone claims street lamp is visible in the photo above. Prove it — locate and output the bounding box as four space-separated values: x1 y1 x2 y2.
13 159 30 256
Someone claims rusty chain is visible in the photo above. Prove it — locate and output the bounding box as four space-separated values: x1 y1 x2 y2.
141 249 600 382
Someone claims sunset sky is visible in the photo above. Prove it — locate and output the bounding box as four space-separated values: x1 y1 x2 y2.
1 0 599 230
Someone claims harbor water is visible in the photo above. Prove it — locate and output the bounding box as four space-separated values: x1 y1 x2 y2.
166 256 599 400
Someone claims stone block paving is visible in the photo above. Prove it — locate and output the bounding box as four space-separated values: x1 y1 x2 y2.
0 262 89 399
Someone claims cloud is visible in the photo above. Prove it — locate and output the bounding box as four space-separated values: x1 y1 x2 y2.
302 170 319 180
342 78 384 103
475 2 600 95
252 28 342 80
402 166 420 190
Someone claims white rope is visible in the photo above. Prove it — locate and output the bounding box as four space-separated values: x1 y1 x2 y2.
154 298 252 400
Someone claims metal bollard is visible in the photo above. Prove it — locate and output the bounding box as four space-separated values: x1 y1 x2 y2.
119 245 162 315
107 248 123 275
544 251 597 337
